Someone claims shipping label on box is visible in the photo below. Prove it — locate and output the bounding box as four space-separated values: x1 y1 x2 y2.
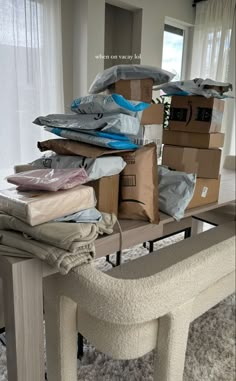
187 177 220 209
168 95 224 133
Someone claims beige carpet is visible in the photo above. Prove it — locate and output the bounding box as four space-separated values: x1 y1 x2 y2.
0 235 235 380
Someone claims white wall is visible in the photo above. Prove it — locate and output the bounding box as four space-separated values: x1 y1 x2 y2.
61 0 195 103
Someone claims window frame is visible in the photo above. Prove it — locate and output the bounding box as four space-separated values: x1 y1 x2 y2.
163 17 192 80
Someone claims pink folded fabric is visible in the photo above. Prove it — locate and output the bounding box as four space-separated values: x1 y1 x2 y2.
7 168 88 191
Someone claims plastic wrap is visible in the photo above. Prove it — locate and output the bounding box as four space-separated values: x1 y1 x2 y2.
34 112 140 136
54 208 102 223
155 78 233 98
71 94 150 115
30 153 126 181
0 185 96 226
6 168 88 191
45 127 138 150
158 166 196 221
89 64 175 94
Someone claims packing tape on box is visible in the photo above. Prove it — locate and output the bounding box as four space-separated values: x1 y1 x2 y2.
130 80 141 99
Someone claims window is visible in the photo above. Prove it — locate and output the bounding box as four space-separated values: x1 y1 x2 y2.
161 19 190 81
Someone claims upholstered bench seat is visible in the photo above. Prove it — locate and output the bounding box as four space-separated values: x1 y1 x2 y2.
44 221 235 381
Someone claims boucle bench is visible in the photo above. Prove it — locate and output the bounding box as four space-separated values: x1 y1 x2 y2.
44 221 235 381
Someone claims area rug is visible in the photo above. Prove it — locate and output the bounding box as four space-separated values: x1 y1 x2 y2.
0 234 235 381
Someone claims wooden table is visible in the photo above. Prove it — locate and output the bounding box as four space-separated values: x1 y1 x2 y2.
0 169 235 381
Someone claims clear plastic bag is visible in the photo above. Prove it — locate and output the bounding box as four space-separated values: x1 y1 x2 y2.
6 168 88 192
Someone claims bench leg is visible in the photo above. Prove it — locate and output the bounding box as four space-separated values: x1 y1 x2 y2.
44 276 77 381
154 301 193 381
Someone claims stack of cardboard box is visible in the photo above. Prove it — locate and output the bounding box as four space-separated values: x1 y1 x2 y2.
162 95 225 209
108 78 165 157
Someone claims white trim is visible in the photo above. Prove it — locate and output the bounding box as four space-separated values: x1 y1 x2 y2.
163 16 192 80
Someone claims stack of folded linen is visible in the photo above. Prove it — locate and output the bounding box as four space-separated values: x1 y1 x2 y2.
0 168 117 272
0 210 116 274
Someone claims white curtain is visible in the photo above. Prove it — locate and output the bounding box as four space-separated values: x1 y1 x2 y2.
0 0 64 169
191 0 236 155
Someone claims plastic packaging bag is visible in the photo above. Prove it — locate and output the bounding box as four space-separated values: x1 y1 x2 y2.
45 127 138 150
6 168 88 192
0 185 96 226
30 153 126 181
54 208 102 223
34 112 140 136
89 64 175 94
154 78 233 98
71 94 150 115
158 166 196 220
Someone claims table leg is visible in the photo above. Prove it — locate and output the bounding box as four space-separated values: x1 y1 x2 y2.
2 258 44 381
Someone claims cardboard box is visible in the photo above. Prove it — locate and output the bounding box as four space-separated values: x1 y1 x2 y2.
187 177 220 209
169 95 224 133
140 104 164 125
162 145 222 179
88 175 119 215
162 130 225 149
107 78 153 103
132 124 163 158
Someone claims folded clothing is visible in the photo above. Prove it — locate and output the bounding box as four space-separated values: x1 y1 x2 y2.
30 153 126 181
89 64 175 94
6 168 88 192
0 212 117 273
0 185 96 226
71 94 150 115
0 211 116 252
34 112 140 136
0 229 95 274
45 127 138 150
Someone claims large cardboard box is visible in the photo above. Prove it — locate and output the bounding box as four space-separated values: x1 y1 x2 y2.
140 104 164 125
162 145 221 179
107 78 153 103
88 175 119 215
187 177 220 209
162 130 224 149
169 95 224 133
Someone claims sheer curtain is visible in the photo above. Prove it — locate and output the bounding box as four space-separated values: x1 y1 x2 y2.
0 0 64 169
190 0 236 156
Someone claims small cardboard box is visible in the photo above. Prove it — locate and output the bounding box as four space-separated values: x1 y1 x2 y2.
140 104 164 124
107 78 153 103
162 130 225 149
187 177 220 209
169 95 224 133
162 145 222 179
87 175 119 215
